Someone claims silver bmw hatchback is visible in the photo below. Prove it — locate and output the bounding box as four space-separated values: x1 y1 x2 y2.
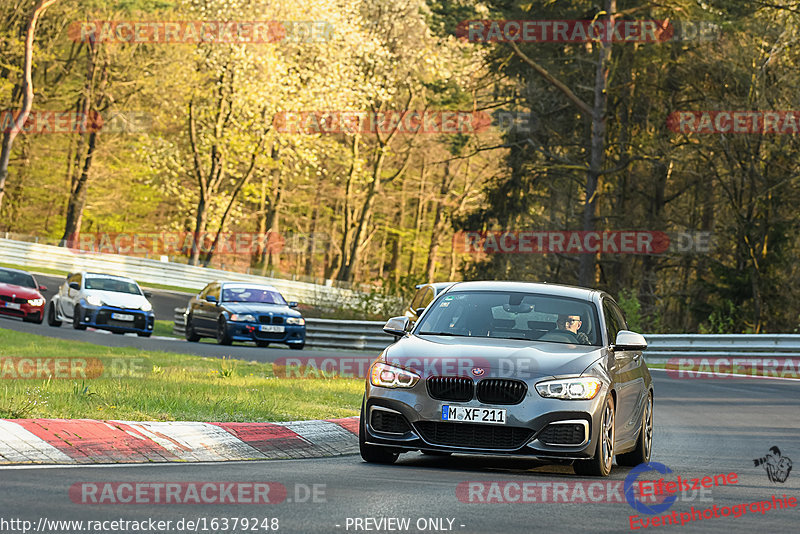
360 281 653 476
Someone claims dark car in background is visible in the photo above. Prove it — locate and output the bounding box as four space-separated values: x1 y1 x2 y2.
184 281 306 349
0 267 47 323
361 281 653 477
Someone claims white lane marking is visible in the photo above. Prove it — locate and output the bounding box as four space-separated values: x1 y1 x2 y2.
113 421 266 462
650 367 800 381
0 420 74 463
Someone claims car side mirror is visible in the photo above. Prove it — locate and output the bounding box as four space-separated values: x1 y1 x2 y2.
612 330 647 351
383 316 409 337
205 295 218 304
38 285 47 292
68 282 80 290
288 301 298 308
143 291 153 298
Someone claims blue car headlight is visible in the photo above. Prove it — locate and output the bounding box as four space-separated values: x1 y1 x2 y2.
230 313 256 322
286 317 305 325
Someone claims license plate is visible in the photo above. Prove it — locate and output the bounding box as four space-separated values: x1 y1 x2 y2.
111 313 134 321
259 325 285 333
4 302 21 310
442 405 507 425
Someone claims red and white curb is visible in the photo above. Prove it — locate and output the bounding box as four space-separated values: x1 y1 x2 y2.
0 417 359 465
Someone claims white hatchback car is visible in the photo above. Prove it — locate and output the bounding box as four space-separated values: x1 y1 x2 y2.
47 272 155 336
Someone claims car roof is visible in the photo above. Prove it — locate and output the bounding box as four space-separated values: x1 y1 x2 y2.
441 280 599 301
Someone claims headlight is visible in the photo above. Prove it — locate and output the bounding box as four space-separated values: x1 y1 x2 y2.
85 295 104 307
27 298 44 307
369 362 420 389
141 301 152 312
286 317 305 325
230 313 256 322
535 377 603 400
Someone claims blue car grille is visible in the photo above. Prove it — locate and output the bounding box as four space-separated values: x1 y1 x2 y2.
258 315 284 325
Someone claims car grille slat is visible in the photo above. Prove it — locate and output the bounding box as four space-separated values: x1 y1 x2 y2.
427 376 474 402
537 423 586 445
370 410 411 434
258 315 285 325
0 295 26 304
476 379 527 405
414 421 533 449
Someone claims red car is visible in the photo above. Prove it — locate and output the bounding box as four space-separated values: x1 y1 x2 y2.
0 267 47 323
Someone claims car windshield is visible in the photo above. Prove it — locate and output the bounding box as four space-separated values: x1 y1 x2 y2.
0 269 36 289
415 290 602 346
222 287 287 305
84 277 142 295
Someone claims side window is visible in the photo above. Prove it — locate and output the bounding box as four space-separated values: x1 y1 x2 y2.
409 287 427 311
608 300 628 332
602 299 620 345
209 284 221 301
420 288 435 309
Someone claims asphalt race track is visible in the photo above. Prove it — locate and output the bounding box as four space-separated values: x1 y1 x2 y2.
2 273 367 363
0 374 798 533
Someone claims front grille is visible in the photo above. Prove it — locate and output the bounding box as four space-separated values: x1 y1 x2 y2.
476 379 527 405
0 307 24 316
414 421 533 449
259 315 284 325
427 377 474 402
95 309 146 329
537 423 586 445
370 409 411 434
0 295 26 304
254 331 285 340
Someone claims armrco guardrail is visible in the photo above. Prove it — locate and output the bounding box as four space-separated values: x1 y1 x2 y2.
171 310 800 361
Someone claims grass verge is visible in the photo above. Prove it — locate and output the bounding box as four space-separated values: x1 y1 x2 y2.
0 328 362 422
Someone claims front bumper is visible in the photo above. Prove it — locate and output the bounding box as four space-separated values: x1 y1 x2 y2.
363 381 606 459
77 304 155 334
225 321 306 345
0 300 44 321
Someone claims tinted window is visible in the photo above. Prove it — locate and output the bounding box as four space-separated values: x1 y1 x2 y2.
222 286 287 305
0 269 36 288
85 277 142 295
603 299 621 344
415 291 601 346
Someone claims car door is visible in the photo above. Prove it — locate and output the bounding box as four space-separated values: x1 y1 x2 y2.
60 273 82 319
195 283 221 332
604 297 646 446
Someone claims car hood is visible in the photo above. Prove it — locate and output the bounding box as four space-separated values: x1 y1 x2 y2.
221 302 301 317
83 290 150 310
0 282 42 300
382 334 604 380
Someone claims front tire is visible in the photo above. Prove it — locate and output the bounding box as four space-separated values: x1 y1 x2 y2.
617 392 653 466
359 399 398 464
47 301 62 327
574 395 615 477
216 317 232 345
72 304 87 330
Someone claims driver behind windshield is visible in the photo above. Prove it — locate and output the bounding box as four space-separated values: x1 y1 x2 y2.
555 313 590 345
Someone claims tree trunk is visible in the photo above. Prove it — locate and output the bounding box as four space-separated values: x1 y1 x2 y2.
0 0 60 213
60 131 98 246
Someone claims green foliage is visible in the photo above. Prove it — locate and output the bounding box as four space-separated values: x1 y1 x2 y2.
617 289 642 333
